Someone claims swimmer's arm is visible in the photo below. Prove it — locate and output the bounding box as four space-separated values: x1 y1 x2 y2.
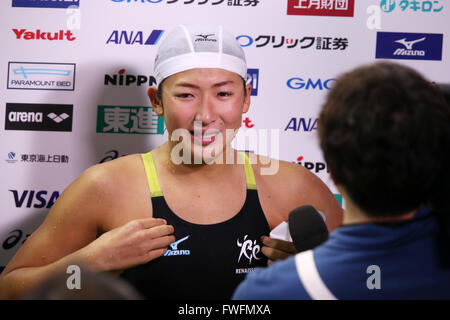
0 165 174 299
0 167 107 299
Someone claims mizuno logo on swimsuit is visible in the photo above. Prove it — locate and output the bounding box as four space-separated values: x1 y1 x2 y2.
165 235 190 256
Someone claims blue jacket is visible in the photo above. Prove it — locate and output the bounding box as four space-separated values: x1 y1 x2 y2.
233 210 450 300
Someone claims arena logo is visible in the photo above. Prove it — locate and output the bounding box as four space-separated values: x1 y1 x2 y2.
8 62 75 91
284 118 318 132
376 32 443 61
106 30 164 45
287 77 336 90
12 0 80 8
97 105 165 134
5 103 73 132
287 0 355 17
13 29 76 41
9 190 60 209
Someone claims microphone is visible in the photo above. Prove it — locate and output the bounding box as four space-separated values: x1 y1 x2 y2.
288 205 329 252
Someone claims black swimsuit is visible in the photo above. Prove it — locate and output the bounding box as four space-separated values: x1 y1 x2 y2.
120 151 270 299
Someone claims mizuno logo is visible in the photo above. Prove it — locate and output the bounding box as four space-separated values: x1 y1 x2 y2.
195 34 217 42
395 37 426 50
170 235 189 250
165 235 191 256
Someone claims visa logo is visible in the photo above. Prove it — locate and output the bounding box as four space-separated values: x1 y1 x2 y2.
106 30 164 45
9 190 60 208
376 32 443 61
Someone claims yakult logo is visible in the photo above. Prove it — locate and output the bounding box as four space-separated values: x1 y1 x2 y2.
237 235 261 264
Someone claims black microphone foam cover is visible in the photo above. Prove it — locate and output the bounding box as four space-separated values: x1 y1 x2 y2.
288 205 329 253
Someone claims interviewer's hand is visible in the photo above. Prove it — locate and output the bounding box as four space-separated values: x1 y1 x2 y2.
261 236 297 266
82 218 175 272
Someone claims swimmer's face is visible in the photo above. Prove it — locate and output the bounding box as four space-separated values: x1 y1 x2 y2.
150 68 251 162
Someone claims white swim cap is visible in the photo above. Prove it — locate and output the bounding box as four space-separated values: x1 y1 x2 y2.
154 24 247 85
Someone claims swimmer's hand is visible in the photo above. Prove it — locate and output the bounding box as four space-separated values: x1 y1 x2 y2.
260 236 297 266
83 218 175 271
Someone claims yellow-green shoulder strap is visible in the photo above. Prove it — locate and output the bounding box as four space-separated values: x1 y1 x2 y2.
239 152 257 190
141 151 163 197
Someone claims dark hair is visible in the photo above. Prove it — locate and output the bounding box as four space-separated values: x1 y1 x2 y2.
318 62 450 218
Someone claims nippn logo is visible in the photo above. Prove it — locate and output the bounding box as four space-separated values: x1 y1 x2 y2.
237 235 261 264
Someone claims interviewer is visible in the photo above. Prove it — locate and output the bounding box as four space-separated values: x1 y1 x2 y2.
233 62 450 299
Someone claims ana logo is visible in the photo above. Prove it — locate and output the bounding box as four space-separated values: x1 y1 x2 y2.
285 118 318 132
376 32 443 61
195 34 217 42
287 0 355 17
96 105 165 135
237 235 261 264
8 62 76 91
10 190 60 209
5 103 73 132
104 69 156 87
12 0 80 8
164 235 190 256
246 68 259 96
106 30 164 45
13 29 76 41
287 77 336 90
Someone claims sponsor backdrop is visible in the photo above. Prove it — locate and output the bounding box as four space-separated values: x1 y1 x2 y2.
0 0 448 272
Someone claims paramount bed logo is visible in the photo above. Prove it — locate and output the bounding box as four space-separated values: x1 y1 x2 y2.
8 62 76 91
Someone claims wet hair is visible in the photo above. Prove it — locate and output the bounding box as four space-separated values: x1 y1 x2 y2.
318 62 450 218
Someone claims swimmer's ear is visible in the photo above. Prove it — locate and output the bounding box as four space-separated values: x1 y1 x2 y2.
148 87 163 116
243 83 251 114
